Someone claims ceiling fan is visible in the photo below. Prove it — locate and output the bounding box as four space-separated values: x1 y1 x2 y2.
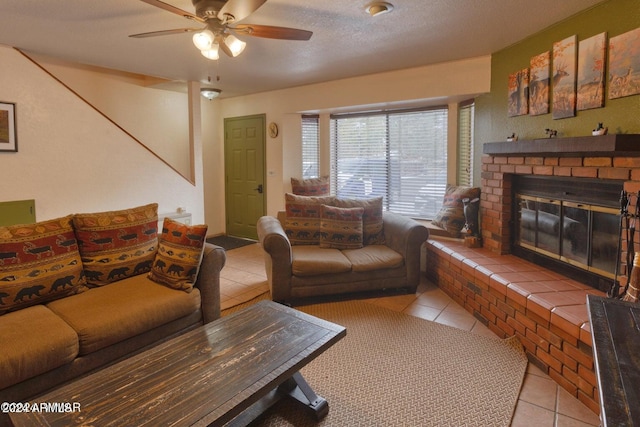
130 0 313 59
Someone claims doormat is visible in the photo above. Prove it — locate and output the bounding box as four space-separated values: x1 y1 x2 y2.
206 235 257 251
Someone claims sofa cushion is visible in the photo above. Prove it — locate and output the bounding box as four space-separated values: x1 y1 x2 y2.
342 245 404 272
46 274 201 355
284 193 336 245
0 305 79 389
73 203 158 286
432 185 481 237
333 196 385 245
291 176 330 196
292 246 352 276
148 217 207 292
0 215 86 314
319 204 364 249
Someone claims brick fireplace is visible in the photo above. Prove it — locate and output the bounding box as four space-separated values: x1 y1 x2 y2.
425 134 640 413
481 134 640 286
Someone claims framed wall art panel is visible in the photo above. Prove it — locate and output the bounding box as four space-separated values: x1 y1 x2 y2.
0 102 17 152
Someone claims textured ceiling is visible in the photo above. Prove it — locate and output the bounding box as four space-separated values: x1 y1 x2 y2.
0 0 606 98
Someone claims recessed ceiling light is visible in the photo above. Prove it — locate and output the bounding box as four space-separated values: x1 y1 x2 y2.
366 2 394 17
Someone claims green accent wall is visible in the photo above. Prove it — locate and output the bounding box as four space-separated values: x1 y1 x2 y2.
475 0 640 182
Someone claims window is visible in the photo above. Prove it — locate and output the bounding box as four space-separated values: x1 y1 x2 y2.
330 107 448 219
458 100 474 187
301 114 319 179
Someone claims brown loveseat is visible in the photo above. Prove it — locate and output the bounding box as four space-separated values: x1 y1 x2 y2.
257 194 429 303
0 204 225 411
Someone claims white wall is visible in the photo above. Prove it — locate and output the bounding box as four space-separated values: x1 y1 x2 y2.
0 43 490 235
31 56 192 181
205 55 491 225
0 45 205 223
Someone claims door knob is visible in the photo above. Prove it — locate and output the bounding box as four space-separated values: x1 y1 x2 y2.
254 184 263 194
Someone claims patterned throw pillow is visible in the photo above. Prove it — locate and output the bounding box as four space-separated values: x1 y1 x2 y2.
284 193 336 245
148 218 208 292
73 203 158 286
333 196 385 245
431 185 481 237
319 205 364 249
0 215 86 314
291 176 330 196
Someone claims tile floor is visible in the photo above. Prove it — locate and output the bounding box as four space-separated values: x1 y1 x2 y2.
221 243 601 427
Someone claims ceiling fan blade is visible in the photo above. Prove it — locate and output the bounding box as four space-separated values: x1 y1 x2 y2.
129 28 201 38
139 0 206 23
233 24 312 41
218 0 267 23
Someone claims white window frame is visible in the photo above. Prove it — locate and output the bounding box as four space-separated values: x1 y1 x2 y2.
301 114 319 179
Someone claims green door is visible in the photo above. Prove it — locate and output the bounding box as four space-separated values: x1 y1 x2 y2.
224 114 265 240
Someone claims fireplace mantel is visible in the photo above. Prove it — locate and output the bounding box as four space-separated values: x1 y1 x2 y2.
483 134 640 157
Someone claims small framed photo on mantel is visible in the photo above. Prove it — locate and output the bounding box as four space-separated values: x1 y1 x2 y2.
0 101 17 152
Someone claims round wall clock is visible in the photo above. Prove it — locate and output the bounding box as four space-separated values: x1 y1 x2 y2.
268 122 279 138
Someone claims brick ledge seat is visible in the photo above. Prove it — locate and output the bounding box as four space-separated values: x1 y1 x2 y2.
425 238 603 414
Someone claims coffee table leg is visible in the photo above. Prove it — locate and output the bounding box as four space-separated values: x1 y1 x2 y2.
279 371 329 420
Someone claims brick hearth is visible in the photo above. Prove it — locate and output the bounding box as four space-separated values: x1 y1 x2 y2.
425 239 602 413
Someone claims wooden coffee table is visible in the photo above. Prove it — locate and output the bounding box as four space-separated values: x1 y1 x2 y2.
10 300 346 427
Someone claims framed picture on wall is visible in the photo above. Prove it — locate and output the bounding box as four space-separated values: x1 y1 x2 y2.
0 102 17 152
508 68 529 117
577 32 607 110
529 51 550 116
552 35 577 119
608 27 640 99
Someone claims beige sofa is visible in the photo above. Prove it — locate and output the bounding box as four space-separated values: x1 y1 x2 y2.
258 207 428 303
0 205 225 412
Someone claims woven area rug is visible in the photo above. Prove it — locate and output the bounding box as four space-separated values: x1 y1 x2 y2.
238 298 527 427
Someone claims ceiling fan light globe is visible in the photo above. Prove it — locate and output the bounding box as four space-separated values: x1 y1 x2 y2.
192 29 214 50
200 88 221 100
224 34 246 57
201 43 220 60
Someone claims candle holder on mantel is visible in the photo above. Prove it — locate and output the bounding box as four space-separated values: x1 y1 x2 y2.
545 128 558 138
506 133 518 142
592 122 608 136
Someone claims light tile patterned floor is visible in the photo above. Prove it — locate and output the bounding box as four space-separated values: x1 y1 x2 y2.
221 243 601 427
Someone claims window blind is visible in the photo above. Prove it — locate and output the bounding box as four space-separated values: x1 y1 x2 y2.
301 114 319 179
458 101 474 187
330 107 448 219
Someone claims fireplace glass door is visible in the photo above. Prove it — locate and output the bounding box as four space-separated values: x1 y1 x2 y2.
561 202 589 267
516 196 561 257
515 194 619 279
591 207 619 275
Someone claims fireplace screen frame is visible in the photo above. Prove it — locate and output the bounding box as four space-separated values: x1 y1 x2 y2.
511 175 623 291
515 194 619 279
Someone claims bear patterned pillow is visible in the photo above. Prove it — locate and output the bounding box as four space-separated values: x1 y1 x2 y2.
333 196 385 245
0 215 86 314
73 203 159 286
148 217 208 292
431 185 481 237
284 193 336 245
319 204 364 249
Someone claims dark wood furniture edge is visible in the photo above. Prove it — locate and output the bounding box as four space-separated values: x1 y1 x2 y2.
483 134 640 157
9 300 347 427
209 301 346 426
587 294 640 427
